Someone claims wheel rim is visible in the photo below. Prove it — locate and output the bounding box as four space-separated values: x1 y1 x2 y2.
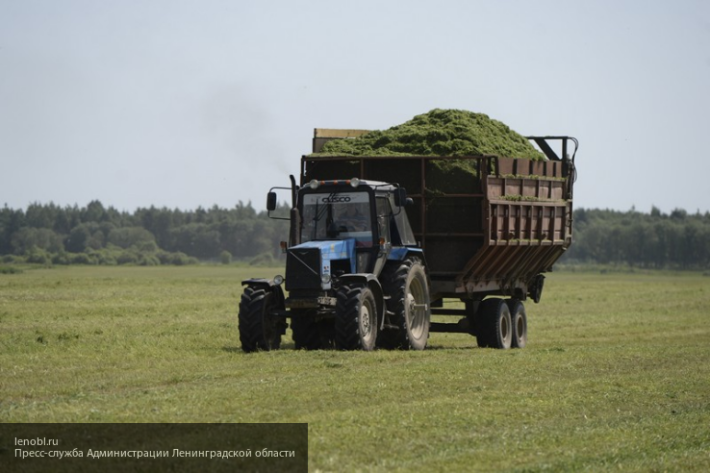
515 315 524 342
500 313 510 341
360 298 375 345
513 309 527 348
406 276 427 340
498 304 512 348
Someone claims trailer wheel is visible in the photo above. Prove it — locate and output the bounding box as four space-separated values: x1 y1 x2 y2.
238 286 286 353
335 285 378 351
477 298 512 349
380 258 431 350
506 299 527 349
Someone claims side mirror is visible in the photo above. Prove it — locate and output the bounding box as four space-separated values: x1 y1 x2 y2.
394 188 408 207
266 192 277 211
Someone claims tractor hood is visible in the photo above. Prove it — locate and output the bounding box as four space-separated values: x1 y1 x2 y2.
285 239 356 291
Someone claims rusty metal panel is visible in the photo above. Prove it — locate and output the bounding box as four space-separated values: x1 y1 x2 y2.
497 158 515 175
487 177 504 199
531 160 546 176
523 180 537 198
427 196 483 234
425 236 482 275
505 178 523 196
301 156 361 183
301 145 575 300
312 129 370 153
365 157 423 194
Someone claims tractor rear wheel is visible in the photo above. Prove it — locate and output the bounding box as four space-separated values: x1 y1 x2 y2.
335 285 378 351
291 310 321 350
238 286 285 353
380 258 431 350
476 298 512 349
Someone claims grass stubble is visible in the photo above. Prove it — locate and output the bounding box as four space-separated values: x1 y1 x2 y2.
1 266 708 471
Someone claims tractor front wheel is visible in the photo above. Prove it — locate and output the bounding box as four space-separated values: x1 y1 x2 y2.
335 285 378 351
238 285 286 353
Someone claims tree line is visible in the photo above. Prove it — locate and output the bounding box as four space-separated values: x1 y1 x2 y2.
1 201 709 270
563 207 710 270
0 200 288 266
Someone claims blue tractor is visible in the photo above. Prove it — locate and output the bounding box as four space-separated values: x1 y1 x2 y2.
238 176 431 352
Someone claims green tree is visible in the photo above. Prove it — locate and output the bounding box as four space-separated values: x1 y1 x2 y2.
65 223 106 253
107 227 156 249
25 202 58 229
82 200 108 223
11 228 64 254
0 205 25 254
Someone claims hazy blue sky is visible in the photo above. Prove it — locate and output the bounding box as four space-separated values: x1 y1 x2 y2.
2 0 709 213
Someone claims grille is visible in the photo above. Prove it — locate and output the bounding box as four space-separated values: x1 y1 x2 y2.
286 248 321 291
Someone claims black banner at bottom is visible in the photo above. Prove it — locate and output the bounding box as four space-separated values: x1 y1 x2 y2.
1 423 307 472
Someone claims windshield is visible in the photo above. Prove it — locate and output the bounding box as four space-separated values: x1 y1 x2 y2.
300 191 373 246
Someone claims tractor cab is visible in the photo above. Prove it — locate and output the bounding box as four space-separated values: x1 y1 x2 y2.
295 178 415 277
244 176 426 352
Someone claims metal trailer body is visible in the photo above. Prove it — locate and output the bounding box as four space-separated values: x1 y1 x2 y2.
303 129 578 335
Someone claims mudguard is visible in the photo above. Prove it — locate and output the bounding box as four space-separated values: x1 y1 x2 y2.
241 278 278 288
241 278 286 308
387 247 425 263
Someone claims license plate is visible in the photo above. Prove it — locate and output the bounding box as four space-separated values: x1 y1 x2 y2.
287 299 318 309
317 296 337 307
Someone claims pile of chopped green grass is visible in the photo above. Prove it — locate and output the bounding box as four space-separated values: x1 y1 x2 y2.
316 109 545 160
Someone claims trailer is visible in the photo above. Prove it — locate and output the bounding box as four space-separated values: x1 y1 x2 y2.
238 128 578 352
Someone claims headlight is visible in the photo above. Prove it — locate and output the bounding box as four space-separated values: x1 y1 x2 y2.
309 179 320 189
273 275 284 285
321 274 331 285
350 177 360 188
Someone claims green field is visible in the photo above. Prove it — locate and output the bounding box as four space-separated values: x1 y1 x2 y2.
1 266 709 471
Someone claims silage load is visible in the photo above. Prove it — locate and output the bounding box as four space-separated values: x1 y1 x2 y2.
316 108 545 160
313 109 544 193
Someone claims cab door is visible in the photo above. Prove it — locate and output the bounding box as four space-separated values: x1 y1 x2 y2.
373 196 393 276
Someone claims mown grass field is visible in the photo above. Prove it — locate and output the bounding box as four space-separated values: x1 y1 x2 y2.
1 265 709 471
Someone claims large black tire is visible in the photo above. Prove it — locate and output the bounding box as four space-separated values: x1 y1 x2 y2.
290 310 321 350
477 298 512 349
506 299 527 349
464 299 479 338
238 286 285 353
335 285 378 351
380 258 431 350
291 310 334 350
